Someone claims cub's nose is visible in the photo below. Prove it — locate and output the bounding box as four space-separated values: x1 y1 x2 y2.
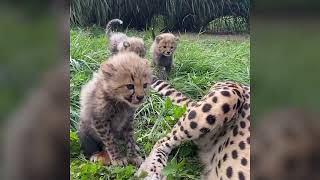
137 96 144 101
166 52 170 55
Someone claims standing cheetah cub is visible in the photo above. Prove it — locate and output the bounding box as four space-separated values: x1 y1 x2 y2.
77 52 152 166
151 32 179 79
136 77 250 179
106 19 146 57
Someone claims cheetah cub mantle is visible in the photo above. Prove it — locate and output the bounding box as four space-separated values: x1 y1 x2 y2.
106 19 146 57
77 52 152 166
151 32 179 79
136 77 250 180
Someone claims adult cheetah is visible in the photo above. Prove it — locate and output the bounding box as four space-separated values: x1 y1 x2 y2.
136 77 250 180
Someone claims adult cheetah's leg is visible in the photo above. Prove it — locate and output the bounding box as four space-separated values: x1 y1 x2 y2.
136 84 245 179
151 77 195 108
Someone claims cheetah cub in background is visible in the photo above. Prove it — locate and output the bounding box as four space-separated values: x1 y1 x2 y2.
106 19 146 57
151 31 179 79
77 52 152 166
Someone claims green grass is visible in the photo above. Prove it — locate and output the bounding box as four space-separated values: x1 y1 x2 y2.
70 26 249 179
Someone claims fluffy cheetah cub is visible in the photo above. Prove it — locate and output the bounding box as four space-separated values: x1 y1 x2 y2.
106 19 146 57
136 77 250 179
151 32 179 79
77 52 152 166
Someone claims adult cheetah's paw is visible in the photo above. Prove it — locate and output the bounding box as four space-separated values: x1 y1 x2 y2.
135 168 159 180
135 160 162 180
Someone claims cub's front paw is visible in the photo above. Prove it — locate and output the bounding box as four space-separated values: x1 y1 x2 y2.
128 155 143 166
89 151 111 165
111 157 128 166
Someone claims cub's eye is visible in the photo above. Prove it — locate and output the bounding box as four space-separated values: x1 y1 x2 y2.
126 84 134 90
143 83 148 88
163 46 166 48
171 46 174 49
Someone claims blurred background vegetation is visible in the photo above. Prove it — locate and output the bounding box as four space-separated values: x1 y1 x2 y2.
70 0 249 33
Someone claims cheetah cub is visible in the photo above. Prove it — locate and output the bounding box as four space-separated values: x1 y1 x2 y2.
151 31 179 79
106 19 146 57
77 52 152 166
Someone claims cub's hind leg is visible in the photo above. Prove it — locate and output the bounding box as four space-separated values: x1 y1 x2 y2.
77 128 103 158
77 128 112 165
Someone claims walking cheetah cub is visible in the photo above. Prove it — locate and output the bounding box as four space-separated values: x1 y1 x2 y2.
136 77 250 179
106 19 146 57
77 52 152 166
151 31 179 79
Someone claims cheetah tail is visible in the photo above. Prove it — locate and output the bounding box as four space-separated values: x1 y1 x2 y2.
105 18 123 37
151 76 194 108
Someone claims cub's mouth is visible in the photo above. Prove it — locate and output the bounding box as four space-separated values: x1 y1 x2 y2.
125 96 133 103
163 52 172 56
124 96 142 106
131 101 141 105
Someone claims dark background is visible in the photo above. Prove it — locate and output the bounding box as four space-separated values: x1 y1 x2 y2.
71 0 249 33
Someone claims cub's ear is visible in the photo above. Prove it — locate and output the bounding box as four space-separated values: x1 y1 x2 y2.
155 35 163 43
174 36 179 42
123 41 130 48
100 61 116 78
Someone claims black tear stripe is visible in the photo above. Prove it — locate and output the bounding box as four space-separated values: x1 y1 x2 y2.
126 93 134 102
131 74 135 81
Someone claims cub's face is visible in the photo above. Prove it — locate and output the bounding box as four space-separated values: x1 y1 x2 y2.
100 53 152 107
156 34 179 56
113 72 150 107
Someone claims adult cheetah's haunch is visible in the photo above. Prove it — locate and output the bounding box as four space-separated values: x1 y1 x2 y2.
136 78 250 180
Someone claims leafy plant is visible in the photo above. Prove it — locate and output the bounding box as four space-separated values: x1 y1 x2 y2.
70 131 81 158
163 97 187 126
163 158 186 179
